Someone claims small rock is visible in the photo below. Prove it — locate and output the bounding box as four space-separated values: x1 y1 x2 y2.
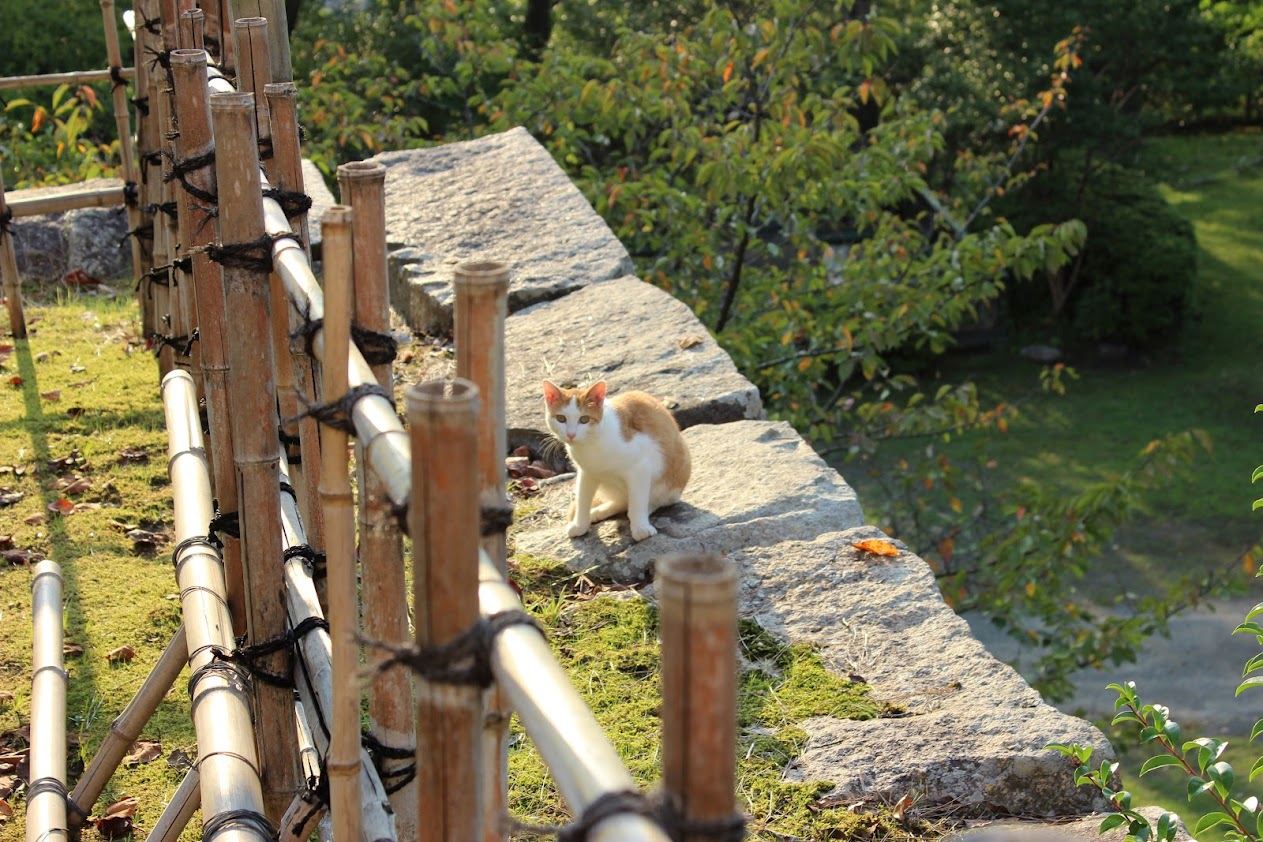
1020 344 1062 363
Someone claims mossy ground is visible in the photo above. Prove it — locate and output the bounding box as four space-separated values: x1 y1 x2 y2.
506 555 928 842
1 289 937 842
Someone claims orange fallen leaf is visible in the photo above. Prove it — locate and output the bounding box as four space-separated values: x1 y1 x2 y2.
106 645 136 664
47 499 76 515
5 377 20 388
852 538 899 557
0 798 11 821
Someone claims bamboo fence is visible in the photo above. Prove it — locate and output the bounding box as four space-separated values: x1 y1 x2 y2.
15 4 749 835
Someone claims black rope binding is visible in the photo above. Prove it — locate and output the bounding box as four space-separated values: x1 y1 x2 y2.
199 232 301 273
207 508 241 549
286 382 392 436
202 808 279 842
283 544 327 580
148 329 197 359
118 221 153 248
123 180 139 208
131 95 150 117
512 790 748 842
290 318 398 366
143 200 179 220
365 609 543 689
279 428 302 464
25 777 68 802
109 65 128 90
164 148 218 205
262 186 313 220
360 731 416 795
186 657 251 700
0 207 12 239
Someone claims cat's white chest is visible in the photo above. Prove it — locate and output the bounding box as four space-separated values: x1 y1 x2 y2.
567 421 663 480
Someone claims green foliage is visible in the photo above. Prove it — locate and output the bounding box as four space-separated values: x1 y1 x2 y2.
1001 161 1198 347
1 83 121 188
0 0 128 79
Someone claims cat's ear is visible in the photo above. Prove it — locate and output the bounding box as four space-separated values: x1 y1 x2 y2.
585 380 608 407
542 380 563 405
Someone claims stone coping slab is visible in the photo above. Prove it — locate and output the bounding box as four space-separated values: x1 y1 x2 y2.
504 275 763 435
374 127 633 336
512 420 1112 815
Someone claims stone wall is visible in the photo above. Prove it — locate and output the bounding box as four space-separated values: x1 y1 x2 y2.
369 128 1114 817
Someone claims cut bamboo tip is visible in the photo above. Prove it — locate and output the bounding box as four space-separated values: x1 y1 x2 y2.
453 261 510 288
406 378 480 415
656 553 737 592
170 47 207 63
336 160 385 181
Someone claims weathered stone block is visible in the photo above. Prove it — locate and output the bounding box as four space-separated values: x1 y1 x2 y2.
512 420 864 582
302 157 336 252
505 275 763 435
373 127 633 335
511 420 1113 816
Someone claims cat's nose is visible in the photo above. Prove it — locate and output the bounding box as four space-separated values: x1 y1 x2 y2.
566 432 576 440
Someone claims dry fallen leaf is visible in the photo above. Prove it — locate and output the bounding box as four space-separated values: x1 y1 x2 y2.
851 538 899 557
93 796 139 839
509 477 540 498
60 478 92 495
106 645 136 664
117 448 148 465
47 451 86 472
0 536 10 551
5 377 20 388
63 642 84 657
66 407 85 419
678 334 705 349
69 364 86 373
22 513 47 526
122 739 161 766
39 390 60 402
63 269 100 287
0 489 21 507
2 549 46 568
0 775 15 799
0 798 11 822
34 352 50 363
0 692 12 706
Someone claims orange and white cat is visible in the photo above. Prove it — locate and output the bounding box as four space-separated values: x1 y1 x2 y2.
543 380 690 541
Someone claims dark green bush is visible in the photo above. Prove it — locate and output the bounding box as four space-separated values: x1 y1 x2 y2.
1004 161 1197 348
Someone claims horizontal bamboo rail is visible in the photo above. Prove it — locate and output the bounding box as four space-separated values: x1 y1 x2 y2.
161 370 269 842
7 185 127 218
28 560 67 842
0 67 136 91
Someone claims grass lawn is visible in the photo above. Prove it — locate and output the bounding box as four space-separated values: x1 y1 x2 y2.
840 129 1263 838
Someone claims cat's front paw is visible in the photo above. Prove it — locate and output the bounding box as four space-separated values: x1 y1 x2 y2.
565 520 590 539
630 522 658 542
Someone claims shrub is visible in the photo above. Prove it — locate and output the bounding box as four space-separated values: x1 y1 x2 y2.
1003 161 1197 348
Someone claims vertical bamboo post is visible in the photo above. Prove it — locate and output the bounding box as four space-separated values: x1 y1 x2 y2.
149 60 175 377
210 89 302 822
169 48 244 633
265 80 326 608
69 625 189 827
317 205 363 842
100 0 145 289
0 171 25 339
144 769 201 842
408 378 485 842
658 553 740 842
339 160 416 838
232 0 293 82
27 560 66 842
232 17 273 179
216 0 235 74
177 8 205 51
133 0 158 338
451 259 511 842
164 87 199 383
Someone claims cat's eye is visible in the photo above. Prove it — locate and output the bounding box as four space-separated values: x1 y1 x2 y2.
555 414 566 423
579 416 590 423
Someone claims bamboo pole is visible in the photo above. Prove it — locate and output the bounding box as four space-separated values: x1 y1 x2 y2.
177 7 204 50
477 557 672 842
408 378 485 842
144 769 201 842
28 560 66 842
232 0 293 83
338 159 416 839
659 554 740 842
169 48 244 633
317 205 363 842
69 625 189 827
162 370 268 842
232 17 273 180
451 259 512 842
264 81 321 563
277 457 399 842
215 0 235 76
100 0 144 289
163 88 197 380
151 77 176 375
134 0 158 338
210 89 302 822
0 170 25 339
6 185 128 218
0 67 136 90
